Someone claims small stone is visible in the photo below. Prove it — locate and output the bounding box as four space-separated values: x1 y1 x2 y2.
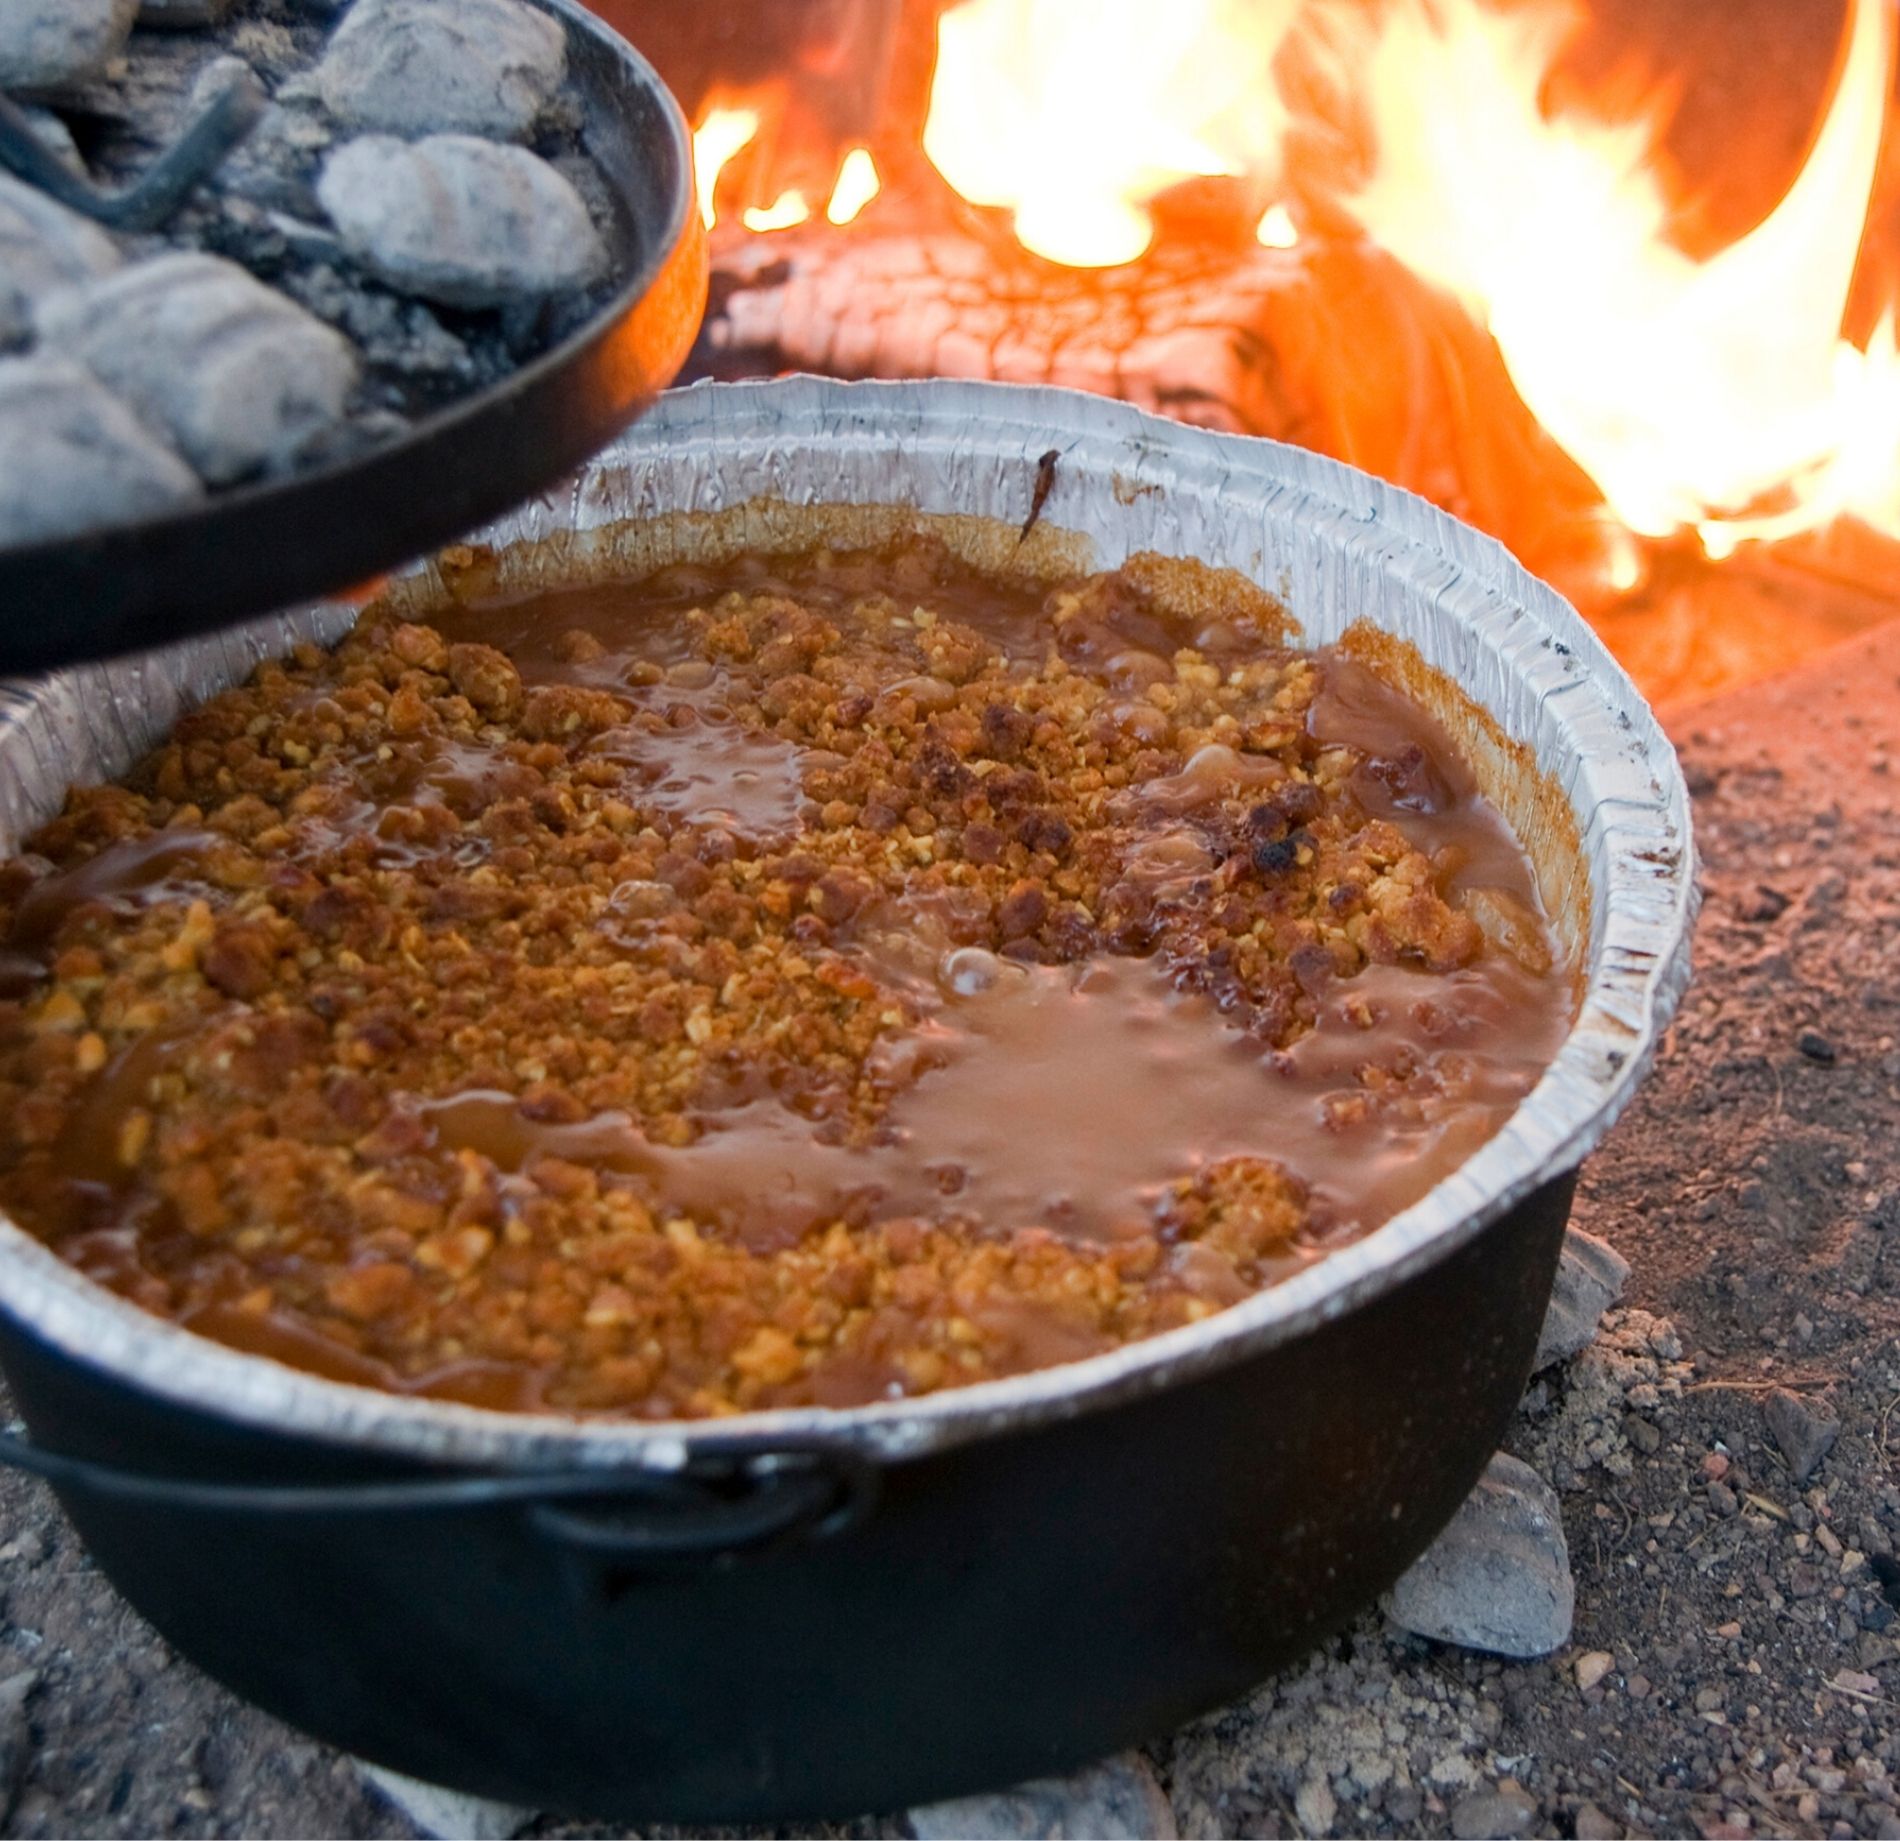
318 134 607 310
0 357 201 547
314 0 566 141
1573 1802 1623 1840
1796 1029 1838 1064
1707 1480 1740 1517
357 1764 533 1840
1575 1649 1615 1691
1383 1453 1575 1657
0 175 120 348
0 1531 45 1567
1293 1773 1336 1837
910 1755 1177 1840
36 253 358 485
1533 1227 1630 1371
1450 1786 1539 1839
0 0 137 92
1703 1452 1731 1481
1764 1389 1840 1484
0 1671 36 1824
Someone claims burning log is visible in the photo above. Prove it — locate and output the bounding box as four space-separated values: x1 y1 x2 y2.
700 212 1618 597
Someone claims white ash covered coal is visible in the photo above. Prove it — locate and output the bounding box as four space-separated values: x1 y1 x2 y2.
0 0 139 94
0 357 202 544
0 176 122 345
312 0 567 141
318 133 607 308
35 251 359 484
0 0 635 553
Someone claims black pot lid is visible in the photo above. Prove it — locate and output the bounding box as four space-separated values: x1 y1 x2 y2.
0 0 708 676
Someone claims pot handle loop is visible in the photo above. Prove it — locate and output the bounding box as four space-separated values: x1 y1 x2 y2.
524 1449 873 1562
0 1424 878 1563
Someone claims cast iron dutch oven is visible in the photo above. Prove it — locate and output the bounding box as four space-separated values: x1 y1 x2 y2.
0 380 1696 1822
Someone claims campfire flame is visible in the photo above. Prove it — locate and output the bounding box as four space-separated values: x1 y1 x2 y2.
694 105 759 230
1336 0 1900 557
691 0 1900 572
905 0 1900 559
922 0 1302 267
694 108 883 238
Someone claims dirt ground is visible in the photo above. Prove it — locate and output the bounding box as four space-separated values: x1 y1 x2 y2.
0 617 1896 1840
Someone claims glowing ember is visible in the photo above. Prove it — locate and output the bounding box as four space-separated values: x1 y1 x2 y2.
922 0 1301 268
1337 0 1900 556
827 147 882 227
693 105 759 230
743 189 812 233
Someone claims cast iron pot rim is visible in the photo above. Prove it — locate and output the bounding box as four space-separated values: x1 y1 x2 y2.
0 377 1699 1471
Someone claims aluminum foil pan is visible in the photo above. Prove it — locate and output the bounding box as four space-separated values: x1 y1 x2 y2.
0 377 1697 1469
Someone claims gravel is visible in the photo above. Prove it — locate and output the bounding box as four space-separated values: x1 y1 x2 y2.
0 355 201 545
1383 1454 1577 1658
0 177 121 349
316 134 608 310
0 0 139 93
312 0 567 141
34 251 359 484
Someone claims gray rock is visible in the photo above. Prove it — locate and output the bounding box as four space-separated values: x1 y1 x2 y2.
0 1670 36 1827
0 0 138 92
1573 1802 1624 1840
36 253 359 485
1450 1786 1541 1839
0 357 202 547
0 175 121 347
910 1755 1178 1840
356 1764 533 1840
1765 1388 1840 1483
1533 1227 1630 1371
1382 1453 1574 1657
317 134 607 310
314 0 566 141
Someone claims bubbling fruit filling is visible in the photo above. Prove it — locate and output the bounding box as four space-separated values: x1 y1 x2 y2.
0 536 1573 1418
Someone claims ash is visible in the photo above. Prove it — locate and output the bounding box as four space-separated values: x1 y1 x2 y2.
0 0 627 546
2 627 1900 1837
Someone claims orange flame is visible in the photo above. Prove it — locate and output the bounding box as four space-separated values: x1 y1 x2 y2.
911 0 1900 559
922 0 1302 267
693 106 760 230
827 147 882 227
743 190 812 233
1337 0 1900 555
